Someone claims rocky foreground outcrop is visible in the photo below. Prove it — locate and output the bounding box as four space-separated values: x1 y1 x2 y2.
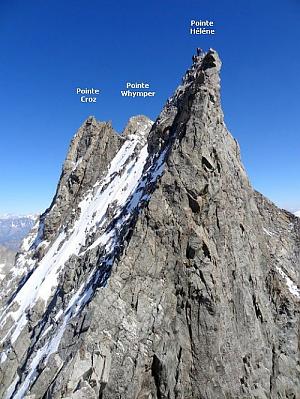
0 50 299 399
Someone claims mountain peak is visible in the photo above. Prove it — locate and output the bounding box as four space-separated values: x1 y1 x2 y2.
84 115 97 125
122 115 154 139
40 117 124 243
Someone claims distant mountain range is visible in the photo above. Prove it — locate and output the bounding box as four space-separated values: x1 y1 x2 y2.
0 214 37 251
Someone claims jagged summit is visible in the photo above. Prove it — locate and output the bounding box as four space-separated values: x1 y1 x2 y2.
183 48 221 85
122 115 153 139
0 50 299 399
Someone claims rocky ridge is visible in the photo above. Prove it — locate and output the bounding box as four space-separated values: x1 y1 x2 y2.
0 50 299 399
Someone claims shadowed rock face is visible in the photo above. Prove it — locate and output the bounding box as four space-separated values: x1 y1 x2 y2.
0 51 299 399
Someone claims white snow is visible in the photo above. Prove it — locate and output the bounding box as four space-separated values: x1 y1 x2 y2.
84 143 169 254
294 211 300 217
276 266 300 299
262 227 274 237
72 157 83 172
21 223 39 251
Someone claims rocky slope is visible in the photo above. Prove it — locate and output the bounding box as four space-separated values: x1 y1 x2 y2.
0 50 299 399
0 245 15 281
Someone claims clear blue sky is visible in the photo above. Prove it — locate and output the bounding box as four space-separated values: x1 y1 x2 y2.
0 0 299 214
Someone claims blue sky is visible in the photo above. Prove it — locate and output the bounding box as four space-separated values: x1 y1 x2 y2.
0 0 299 214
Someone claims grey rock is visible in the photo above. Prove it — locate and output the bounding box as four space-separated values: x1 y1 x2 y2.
0 244 15 276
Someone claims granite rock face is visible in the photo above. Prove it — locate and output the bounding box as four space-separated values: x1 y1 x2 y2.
0 51 299 399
